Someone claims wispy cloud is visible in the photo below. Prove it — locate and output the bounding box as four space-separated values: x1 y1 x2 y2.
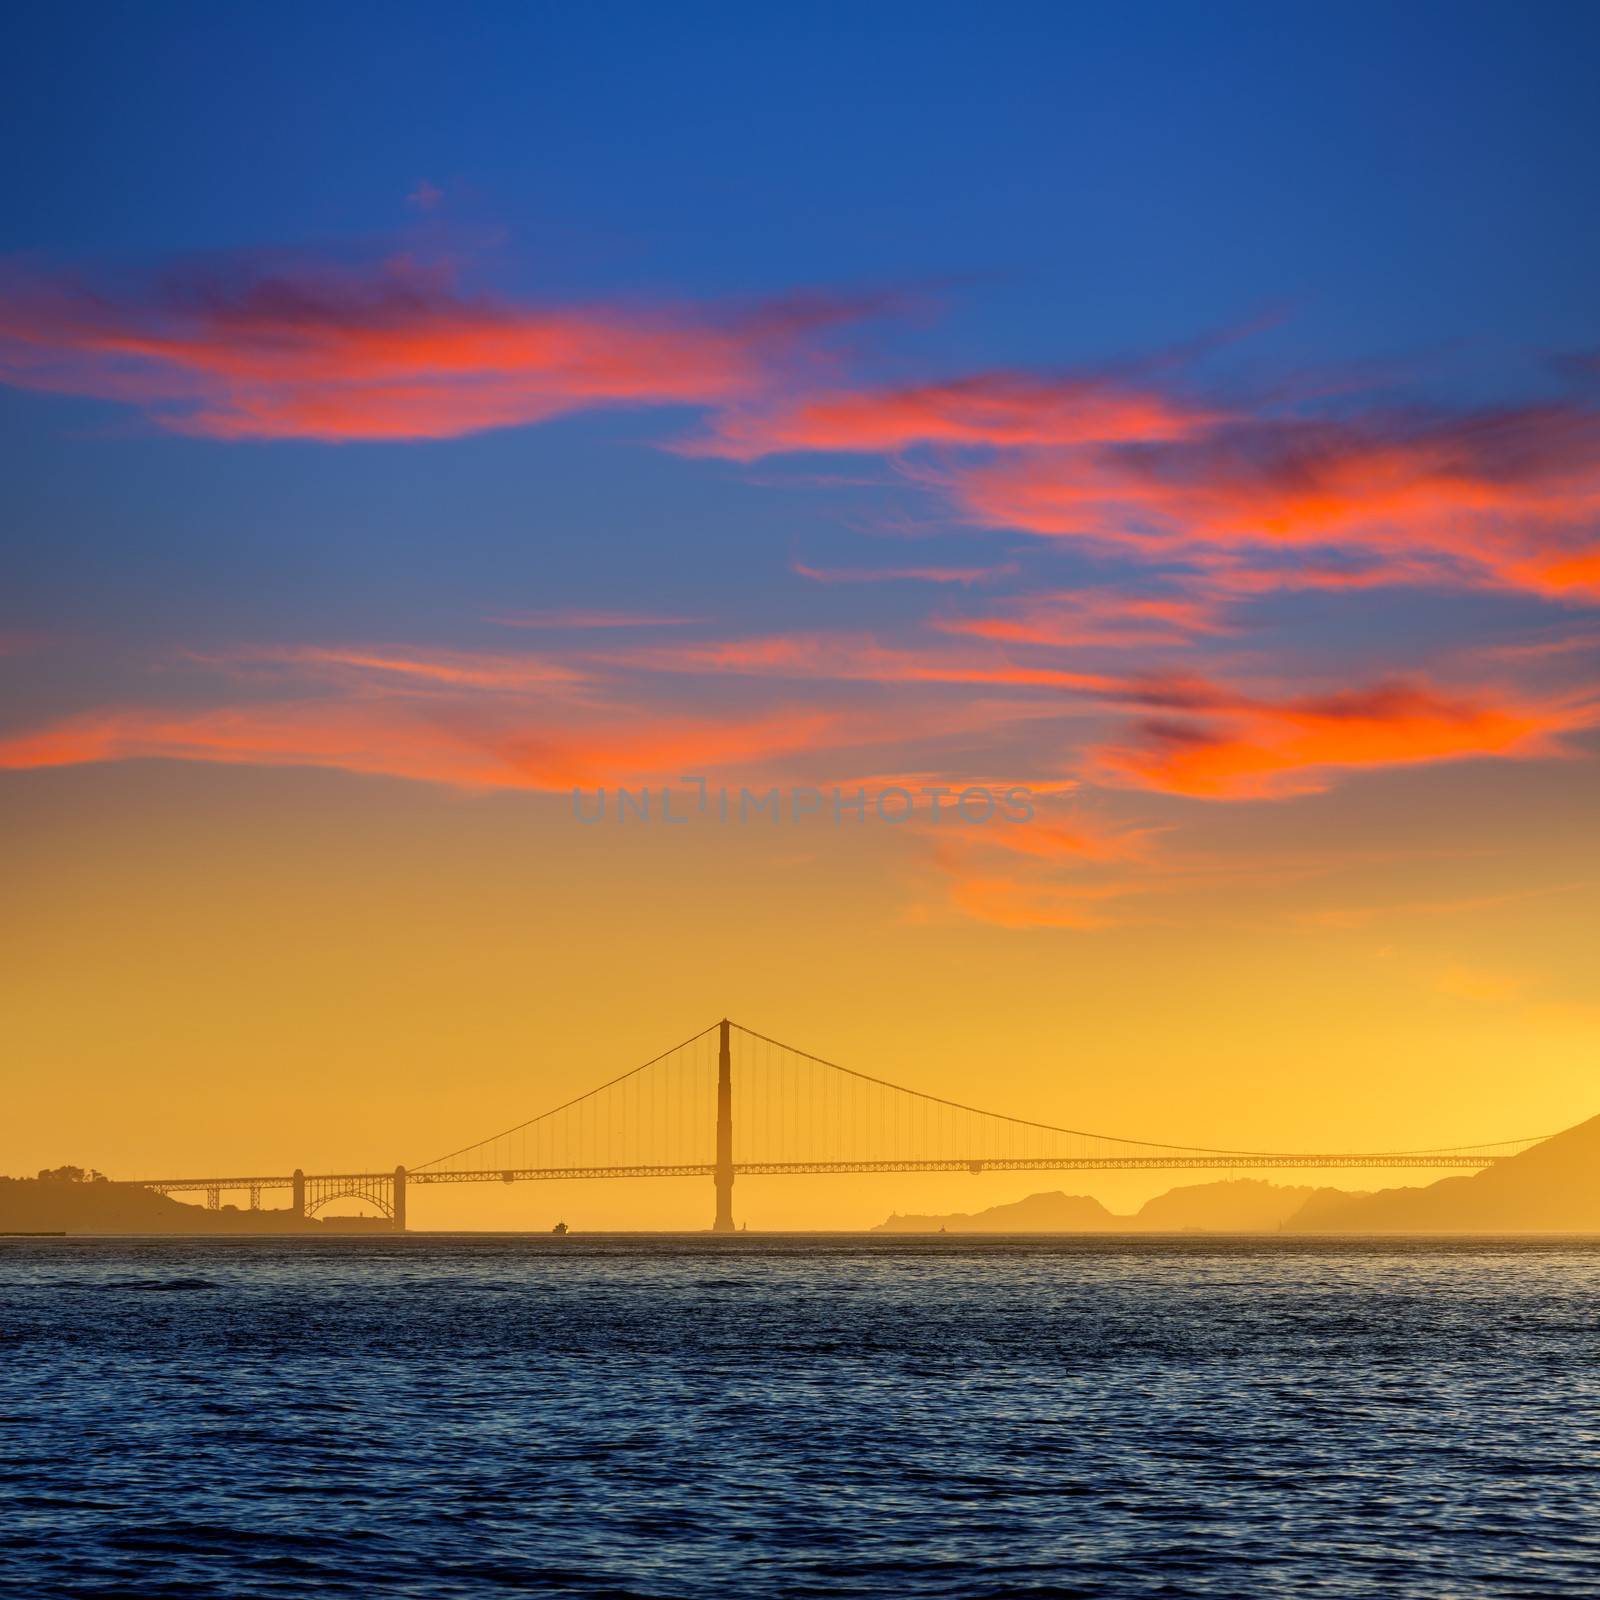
934 587 1235 649
1089 677 1591 799
489 609 704 630
0 635 1054 792
6 252 1599 947
948 403 1600 601
692 346 1600 608
236 643 593 693
686 371 1214 458
11 247 1600 618
791 559 1017 587
1293 879 1589 929
0 254 867 442
0 695 846 791
940 871 1147 930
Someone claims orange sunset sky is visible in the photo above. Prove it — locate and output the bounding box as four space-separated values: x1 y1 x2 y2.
3 7 1598 1228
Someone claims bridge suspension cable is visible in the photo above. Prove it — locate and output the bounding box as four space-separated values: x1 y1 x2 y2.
411 1022 723 1178
412 1024 720 1177
728 1022 1548 1165
402 1016 1546 1191
125 1015 1551 1232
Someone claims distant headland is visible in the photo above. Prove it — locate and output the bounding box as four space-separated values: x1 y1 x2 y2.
9 1111 1597 1235
876 1113 1600 1234
0 1168 390 1234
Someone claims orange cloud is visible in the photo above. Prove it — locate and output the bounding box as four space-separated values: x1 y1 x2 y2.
689 371 1212 458
689 346 1600 609
679 334 1600 609
920 803 1177 929
1520 547 1600 596
2 605 1588 822
936 588 1234 649
953 817 1159 865
942 872 1141 930
247 645 592 693
0 257 861 441
0 632 1074 792
0 637 865 788
584 629 1596 803
1091 678 1587 799
592 630 1120 694
1481 629 1600 662
0 698 844 791
952 406 1600 601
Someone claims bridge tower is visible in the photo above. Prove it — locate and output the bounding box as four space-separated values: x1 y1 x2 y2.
393 1165 407 1233
713 1018 735 1232
292 1168 305 1222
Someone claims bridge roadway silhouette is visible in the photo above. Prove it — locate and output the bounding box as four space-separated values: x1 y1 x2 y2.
127 1020 1543 1231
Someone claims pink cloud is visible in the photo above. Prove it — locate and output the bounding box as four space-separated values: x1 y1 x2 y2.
1089 676 1591 799
950 405 1600 601
0 697 846 792
935 587 1236 649
941 872 1143 930
0 255 865 442
687 371 1213 458
791 560 1017 587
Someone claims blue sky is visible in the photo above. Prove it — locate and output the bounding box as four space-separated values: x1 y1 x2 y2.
5 1 1600 1204
4 0 1599 828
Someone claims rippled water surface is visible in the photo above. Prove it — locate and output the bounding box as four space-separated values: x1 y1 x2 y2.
2 1235 1598 1597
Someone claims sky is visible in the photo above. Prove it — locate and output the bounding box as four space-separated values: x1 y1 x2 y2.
3 2 1599 1229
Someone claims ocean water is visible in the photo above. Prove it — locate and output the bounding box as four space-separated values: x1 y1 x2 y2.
1 1235 1597 1598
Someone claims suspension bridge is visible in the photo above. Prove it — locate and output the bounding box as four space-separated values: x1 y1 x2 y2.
125 1019 1546 1231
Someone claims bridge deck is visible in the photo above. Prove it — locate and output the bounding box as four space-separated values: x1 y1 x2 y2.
117 1019 1537 1227
130 1150 1500 1194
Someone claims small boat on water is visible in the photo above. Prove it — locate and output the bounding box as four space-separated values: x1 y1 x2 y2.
551 1221 569 1235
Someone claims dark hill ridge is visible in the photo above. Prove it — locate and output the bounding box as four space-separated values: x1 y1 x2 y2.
876 1191 1120 1233
0 1174 389 1234
875 1178 1354 1233
1135 1178 1355 1231
876 1116 1600 1234
1287 1112 1600 1232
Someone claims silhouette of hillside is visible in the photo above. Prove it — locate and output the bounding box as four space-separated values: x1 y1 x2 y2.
1133 1178 1355 1231
875 1179 1355 1233
877 1119 1600 1235
1285 1114 1600 1232
0 1170 390 1234
876 1191 1118 1232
